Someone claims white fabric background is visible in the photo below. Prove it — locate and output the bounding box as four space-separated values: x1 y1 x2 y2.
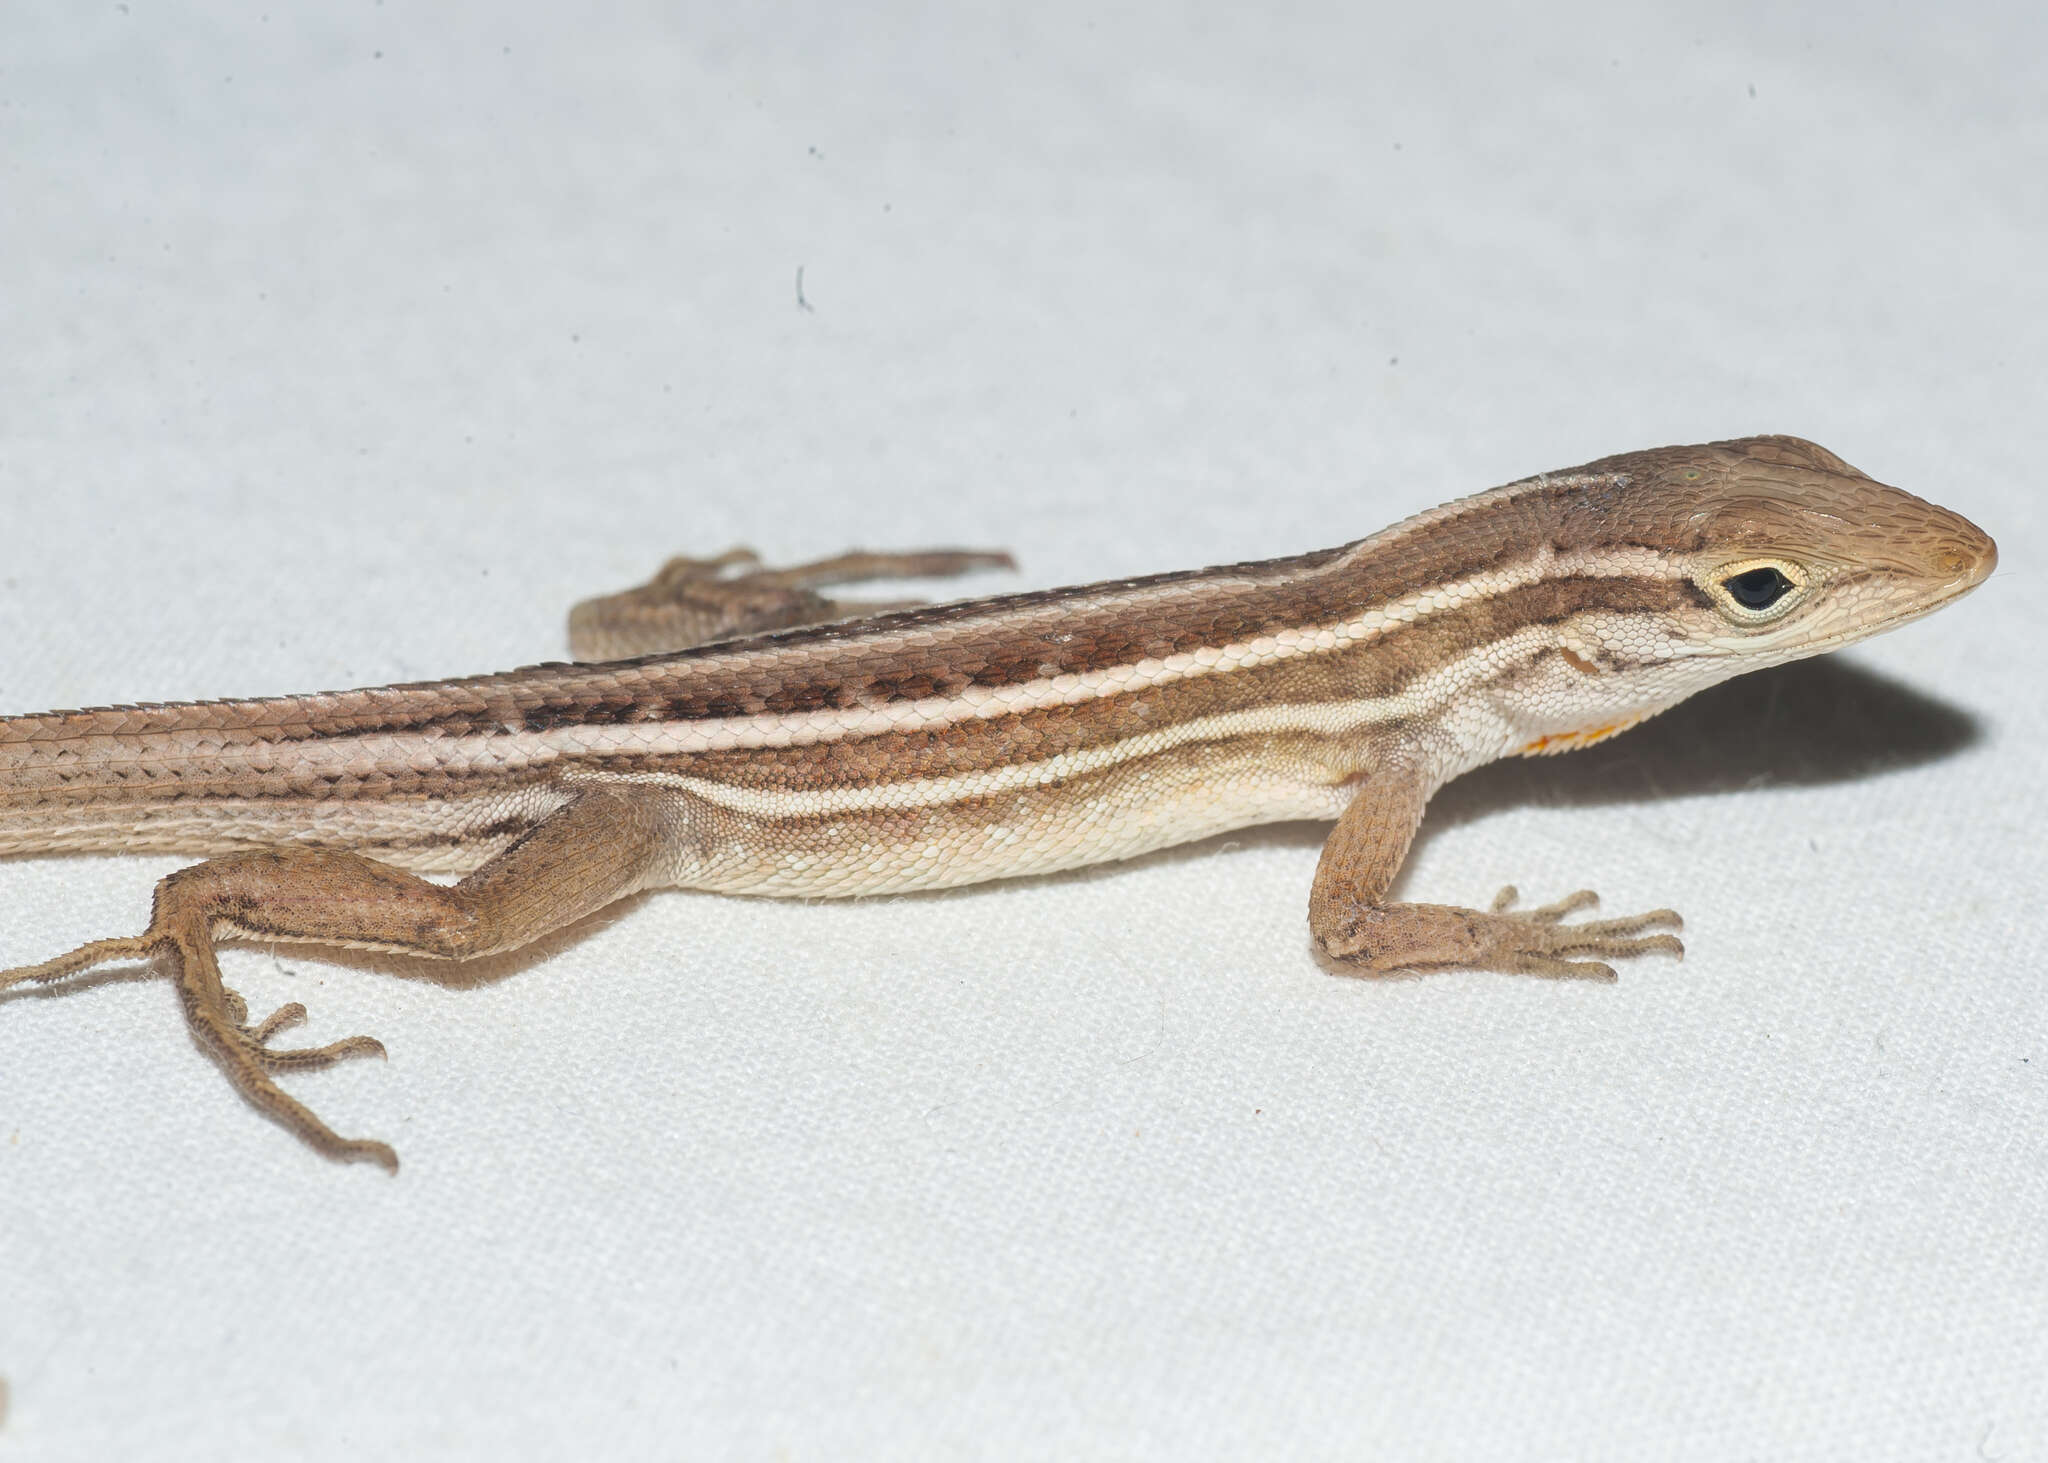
2 3 2043 1458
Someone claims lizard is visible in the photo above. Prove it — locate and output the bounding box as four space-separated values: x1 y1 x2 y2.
0 436 1997 1170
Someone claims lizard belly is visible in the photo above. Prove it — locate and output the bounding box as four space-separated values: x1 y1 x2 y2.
627 736 1360 898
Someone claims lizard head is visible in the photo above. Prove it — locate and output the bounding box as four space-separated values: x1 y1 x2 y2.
1551 434 1996 676
1494 435 1996 757
1658 435 1994 661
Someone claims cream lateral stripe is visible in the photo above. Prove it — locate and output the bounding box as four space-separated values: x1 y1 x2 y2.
550 544 1664 753
86 544 1661 784
1 545 1661 775
566 625 1562 819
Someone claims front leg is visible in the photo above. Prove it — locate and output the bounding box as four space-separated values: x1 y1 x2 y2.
0 784 678 1170
1309 756 1684 981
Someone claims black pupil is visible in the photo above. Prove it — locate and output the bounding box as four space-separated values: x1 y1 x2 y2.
1724 567 1793 610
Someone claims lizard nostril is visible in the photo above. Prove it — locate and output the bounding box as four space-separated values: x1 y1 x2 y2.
1937 515 1998 586
1940 530 1997 586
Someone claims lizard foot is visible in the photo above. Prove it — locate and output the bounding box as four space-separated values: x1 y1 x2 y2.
1316 887 1683 981
4 926 398 1171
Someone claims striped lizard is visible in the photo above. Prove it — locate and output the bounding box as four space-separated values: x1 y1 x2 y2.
0 436 1997 1169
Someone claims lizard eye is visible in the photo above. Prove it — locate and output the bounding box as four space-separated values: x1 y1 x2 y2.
1704 558 1808 624
1723 566 1794 609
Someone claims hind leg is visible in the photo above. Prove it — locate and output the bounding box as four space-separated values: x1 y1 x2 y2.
1 785 676 1170
566 546 1015 659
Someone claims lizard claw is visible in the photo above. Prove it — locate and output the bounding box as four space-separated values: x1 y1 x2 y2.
246 1001 308 1045
218 983 385 1069
1487 889 1684 981
1490 886 1601 922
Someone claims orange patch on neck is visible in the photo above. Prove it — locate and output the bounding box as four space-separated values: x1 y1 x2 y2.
1519 713 1648 757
